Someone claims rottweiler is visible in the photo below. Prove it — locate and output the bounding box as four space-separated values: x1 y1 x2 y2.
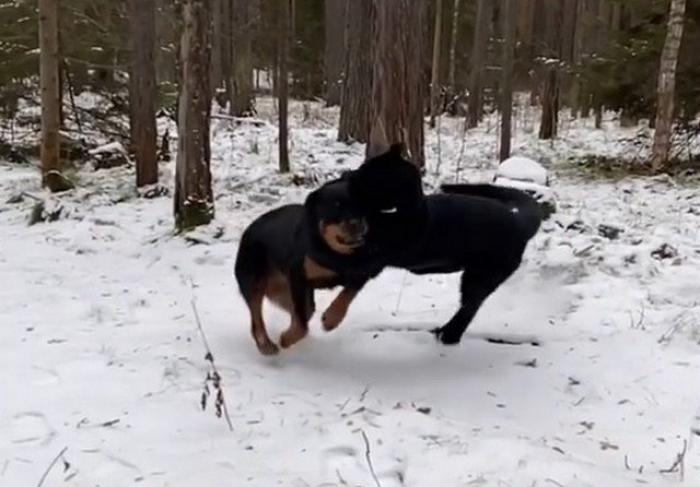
234 177 385 355
334 146 543 345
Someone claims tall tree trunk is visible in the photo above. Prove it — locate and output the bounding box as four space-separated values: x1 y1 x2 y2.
651 0 686 173
39 0 71 192
210 0 223 101
447 0 461 92
499 0 515 162
324 0 346 107
338 0 373 144
128 0 158 187
538 0 562 140
467 0 490 129
367 0 425 167
429 0 444 128
231 0 255 116
175 0 214 230
278 0 291 173
221 0 233 109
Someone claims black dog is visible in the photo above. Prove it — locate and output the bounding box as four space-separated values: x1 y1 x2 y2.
336 147 543 345
234 178 384 355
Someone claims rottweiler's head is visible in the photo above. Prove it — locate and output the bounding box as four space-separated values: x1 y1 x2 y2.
305 178 368 255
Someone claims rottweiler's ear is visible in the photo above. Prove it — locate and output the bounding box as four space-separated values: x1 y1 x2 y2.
389 143 405 156
304 189 319 211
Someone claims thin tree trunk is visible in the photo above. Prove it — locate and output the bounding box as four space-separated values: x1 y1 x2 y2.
367 0 425 168
278 0 291 173
338 0 373 144
221 0 233 109
447 0 461 91
429 0 443 128
499 0 515 161
651 0 686 173
231 0 255 116
324 0 346 106
538 0 562 140
128 0 158 187
211 0 223 101
175 0 214 230
39 0 71 192
467 0 490 128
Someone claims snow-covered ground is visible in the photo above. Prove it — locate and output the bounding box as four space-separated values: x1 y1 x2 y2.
1 99 699 486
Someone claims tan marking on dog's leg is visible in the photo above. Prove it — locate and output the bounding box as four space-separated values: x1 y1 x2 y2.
322 287 359 331
249 280 279 356
280 314 308 349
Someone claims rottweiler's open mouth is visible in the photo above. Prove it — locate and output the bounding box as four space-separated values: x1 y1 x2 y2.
336 234 365 248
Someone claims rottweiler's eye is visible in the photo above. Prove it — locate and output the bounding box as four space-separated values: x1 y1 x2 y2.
380 207 398 214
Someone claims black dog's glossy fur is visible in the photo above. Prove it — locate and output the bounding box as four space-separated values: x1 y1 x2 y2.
340 147 542 344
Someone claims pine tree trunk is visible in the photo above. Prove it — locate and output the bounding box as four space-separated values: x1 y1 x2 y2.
499 0 515 162
39 0 71 192
175 0 214 231
367 0 425 167
447 0 461 92
338 0 373 144
651 0 686 173
278 0 291 173
210 0 223 101
231 0 255 116
128 0 158 187
221 0 233 109
429 0 443 128
324 0 346 107
467 0 490 129
538 0 562 140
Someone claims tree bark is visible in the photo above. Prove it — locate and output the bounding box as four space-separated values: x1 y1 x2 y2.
651 0 686 173
39 0 71 192
231 0 255 116
324 0 346 106
499 0 515 162
128 0 158 187
429 0 443 128
338 0 373 144
538 0 562 140
175 0 214 230
367 0 425 168
447 0 461 92
211 0 223 101
278 0 291 173
467 0 490 129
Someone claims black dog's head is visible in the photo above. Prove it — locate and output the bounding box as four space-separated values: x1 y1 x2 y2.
305 178 369 255
347 144 427 252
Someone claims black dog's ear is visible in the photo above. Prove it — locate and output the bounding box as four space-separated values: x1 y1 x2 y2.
389 143 405 156
304 188 319 211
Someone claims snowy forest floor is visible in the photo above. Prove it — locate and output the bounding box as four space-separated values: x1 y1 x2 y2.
1 98 700 486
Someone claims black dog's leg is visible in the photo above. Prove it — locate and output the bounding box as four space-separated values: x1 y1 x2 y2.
434 261 520 345
280 265 315 349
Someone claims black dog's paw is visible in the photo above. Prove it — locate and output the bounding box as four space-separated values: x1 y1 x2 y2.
431 326 463 345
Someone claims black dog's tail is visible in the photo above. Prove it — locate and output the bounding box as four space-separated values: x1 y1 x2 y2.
441 183 542 240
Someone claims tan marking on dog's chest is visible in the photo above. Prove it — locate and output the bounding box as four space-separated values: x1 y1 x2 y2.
303 256 338 281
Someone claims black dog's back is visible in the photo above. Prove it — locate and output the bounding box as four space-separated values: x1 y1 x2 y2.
440 184 542 241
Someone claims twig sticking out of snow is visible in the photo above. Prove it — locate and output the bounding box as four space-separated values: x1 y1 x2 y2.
361 429 382 487
191 295 234 432
36 446 68 487
659 439 687 481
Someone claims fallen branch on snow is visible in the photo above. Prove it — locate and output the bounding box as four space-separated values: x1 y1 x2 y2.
36 446 68 487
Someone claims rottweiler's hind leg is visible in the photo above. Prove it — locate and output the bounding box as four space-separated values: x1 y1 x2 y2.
247 279 279 355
